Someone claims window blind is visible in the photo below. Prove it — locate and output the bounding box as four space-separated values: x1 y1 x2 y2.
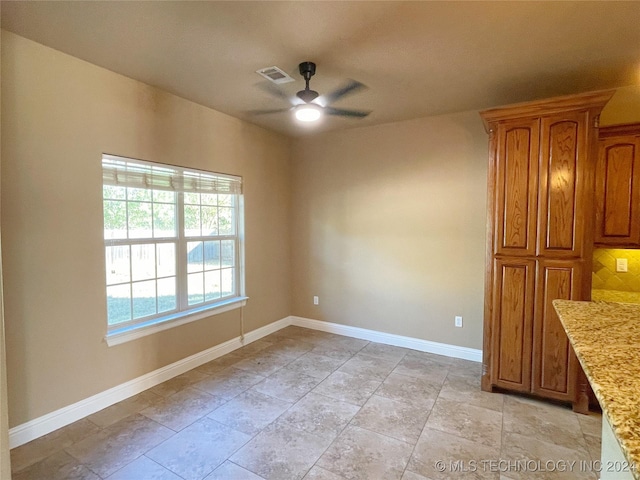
102 154 242 195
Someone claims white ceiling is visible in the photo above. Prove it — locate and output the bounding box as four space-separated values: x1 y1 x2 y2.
2 1 640 137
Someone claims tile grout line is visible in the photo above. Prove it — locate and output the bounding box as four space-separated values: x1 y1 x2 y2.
397 360 450 480
207 335 370 480
11 327 600 480
292 339 371 479
308 349 420 480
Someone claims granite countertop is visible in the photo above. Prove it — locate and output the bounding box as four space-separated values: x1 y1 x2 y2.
592 289 640 304
553 299 640 479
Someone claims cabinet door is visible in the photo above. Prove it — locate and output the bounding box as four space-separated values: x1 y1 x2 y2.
595 136 640 245
531 259 581 402
494 119 540 256
491 258 535 392
537 112 589 258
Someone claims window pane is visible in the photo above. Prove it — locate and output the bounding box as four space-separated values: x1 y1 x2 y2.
205 270 221 301
188 272 204 305
132 244 156 281
218 207 235 235
103 200 127 239
221 240 235 267
107 284 131 325
157 277 176 313
153 189 174 203
201 206 218 236
218 194 232 206
201 193 217 205
103 185 126 200
221 268 234 297
153 203 176 238
132 280 157 319
106 245 130 285
184 205 201 237
204 241 220 270
156 243 176 278
128 201 153 238
127 187 151 201
187 241 203 273
184 192 200 204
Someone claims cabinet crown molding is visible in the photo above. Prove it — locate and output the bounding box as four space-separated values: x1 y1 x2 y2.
480 89 616 132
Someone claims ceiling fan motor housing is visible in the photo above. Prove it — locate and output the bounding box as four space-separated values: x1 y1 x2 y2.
298 61 316 79
297 61 319 103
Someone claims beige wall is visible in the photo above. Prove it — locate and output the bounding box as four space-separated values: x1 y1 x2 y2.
0 16 12 479
290 112 489 349
0 261 8 479
600 85 640 126
1 31 291 427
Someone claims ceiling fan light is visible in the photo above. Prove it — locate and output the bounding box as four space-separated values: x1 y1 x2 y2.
295 104 322 122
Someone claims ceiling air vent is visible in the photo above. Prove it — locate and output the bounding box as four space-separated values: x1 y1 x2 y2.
255 66 295 84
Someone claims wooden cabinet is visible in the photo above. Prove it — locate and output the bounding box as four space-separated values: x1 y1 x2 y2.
481 90 614 411
494 119 540 257
595 123 640 247
538 112 589 258
490 258 535 392
531 259 582 402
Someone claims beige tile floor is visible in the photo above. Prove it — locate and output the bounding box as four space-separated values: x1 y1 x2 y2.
10 326 603 480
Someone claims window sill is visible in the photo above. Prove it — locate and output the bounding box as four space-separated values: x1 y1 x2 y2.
105 296 248 347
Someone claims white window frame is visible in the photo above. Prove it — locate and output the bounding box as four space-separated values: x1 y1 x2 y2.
101 154 246 346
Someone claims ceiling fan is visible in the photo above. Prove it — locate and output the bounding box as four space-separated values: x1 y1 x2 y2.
252 62 371 122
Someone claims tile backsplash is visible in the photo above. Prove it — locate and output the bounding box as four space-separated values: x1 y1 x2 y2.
592 248 640 292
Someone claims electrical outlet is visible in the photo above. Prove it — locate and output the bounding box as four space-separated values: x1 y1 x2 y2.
616 258 628 273
313 296 319 305
455 316 463 328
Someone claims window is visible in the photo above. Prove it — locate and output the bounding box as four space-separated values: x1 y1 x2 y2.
102 154 245 344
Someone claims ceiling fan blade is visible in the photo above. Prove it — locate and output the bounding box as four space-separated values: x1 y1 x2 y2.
247 107 292 116
324 106 371 118
256 82 293 103
323 80 368 105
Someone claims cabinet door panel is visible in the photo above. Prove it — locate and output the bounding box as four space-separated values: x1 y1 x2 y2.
495 120 540 256
491 258 535 392
595 137 640 245
538 112 588 257
532 260 581 401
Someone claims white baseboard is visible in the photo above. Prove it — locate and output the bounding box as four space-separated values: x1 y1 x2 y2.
9 316 291 448
10 314 481 448
290 316 482 362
